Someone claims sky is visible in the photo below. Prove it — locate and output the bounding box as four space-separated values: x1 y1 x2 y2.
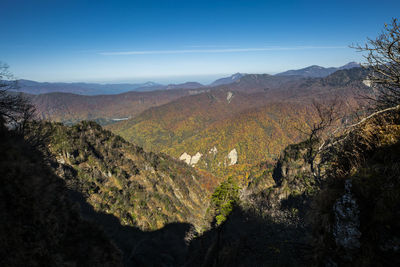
1 0 399 84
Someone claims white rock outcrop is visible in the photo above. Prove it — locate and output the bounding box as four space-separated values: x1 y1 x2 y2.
226 91 234 103
363 79 372 87
179 152 202 166
227 148 238 166
179 152 192 165
209 146 218 155
57 157 65 164
190 152 202 165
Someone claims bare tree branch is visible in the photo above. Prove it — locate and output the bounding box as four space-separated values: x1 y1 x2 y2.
0 61 36 133
352 18 400 109
301 97 344 179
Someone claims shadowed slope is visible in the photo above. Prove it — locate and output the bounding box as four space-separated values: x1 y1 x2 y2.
0 126 122 266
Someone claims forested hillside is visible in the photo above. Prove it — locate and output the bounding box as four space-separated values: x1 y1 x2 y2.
28 121 221 231
30 68 370 129
108 68 371 180
31 88 199 125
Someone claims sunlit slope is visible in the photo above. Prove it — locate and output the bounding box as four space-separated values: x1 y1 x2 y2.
109 68 371 177
108 89 318 176
108 90 276 152
164 103 317 169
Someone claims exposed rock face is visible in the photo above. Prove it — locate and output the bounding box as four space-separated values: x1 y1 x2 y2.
226 91 234 103
209 146 217 155
333 180 361 252
57 156 66 164
190 152 202 166
179 152 202 166
362 79 372 87
179 152 192 164
227 148 238 166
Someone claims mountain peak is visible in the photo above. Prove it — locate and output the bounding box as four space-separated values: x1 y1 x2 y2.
210 73 246 86
143 81 159 87
308 65 324 69
339 61 360 70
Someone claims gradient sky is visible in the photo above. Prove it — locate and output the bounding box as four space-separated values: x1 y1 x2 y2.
1 0 399 84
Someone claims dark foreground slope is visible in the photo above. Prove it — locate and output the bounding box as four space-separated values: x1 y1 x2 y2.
0 124 122 266
1 120 222 266
311 105 400 266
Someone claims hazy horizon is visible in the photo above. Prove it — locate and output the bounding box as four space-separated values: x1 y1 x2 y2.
13 61 358 85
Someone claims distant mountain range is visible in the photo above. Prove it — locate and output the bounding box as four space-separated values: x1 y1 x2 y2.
11 79 165 95
275 62 360 77
31 67 370 127
165 81 204 90
10 62 360 95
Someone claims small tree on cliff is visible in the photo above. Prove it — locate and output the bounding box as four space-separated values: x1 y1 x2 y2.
354 18 400 109
300 97 343 178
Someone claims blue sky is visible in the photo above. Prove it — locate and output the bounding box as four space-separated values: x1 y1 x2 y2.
1 0 399 84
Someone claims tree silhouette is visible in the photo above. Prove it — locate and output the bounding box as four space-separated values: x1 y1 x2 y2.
298 97 343 178
0 62 35 133
354 18 400 109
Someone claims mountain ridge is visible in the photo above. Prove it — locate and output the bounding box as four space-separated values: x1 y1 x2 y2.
30 67 370 127
276 61 360 77
209 72 246 87
10 62 360 95
107 67 371 180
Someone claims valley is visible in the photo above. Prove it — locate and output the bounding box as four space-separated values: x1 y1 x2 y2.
2 1 400 265
107 67 371 179
2 62 399 267
31 67 371 179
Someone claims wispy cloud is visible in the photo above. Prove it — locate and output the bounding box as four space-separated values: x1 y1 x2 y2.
183 45 235 48
99 46 346 56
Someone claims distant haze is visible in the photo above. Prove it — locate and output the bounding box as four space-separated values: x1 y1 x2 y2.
12 63 361 95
